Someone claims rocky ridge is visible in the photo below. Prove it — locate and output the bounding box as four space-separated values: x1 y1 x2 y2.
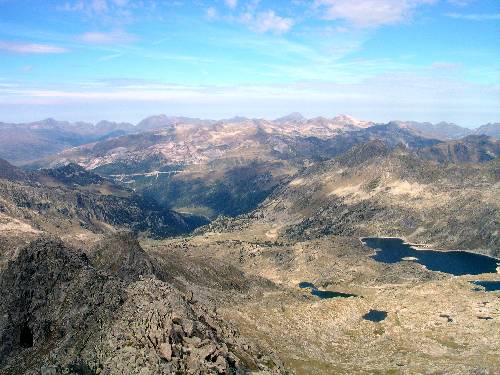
0 234 285 374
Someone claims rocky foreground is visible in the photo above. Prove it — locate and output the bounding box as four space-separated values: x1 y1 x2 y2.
0 234 285 374
3 226 498 374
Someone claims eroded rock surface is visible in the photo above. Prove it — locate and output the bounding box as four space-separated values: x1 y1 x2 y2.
0 235 285 374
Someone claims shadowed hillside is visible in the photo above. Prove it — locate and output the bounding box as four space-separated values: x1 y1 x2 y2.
206 140 499 256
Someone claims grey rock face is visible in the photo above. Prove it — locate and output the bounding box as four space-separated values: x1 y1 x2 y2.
89 232 154 282
0 235 124 371
0 235 286 374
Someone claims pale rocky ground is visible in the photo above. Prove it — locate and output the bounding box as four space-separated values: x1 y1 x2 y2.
45 116 373 171
152 229 500 375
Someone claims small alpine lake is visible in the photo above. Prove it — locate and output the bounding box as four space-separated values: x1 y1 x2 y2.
362 237 499 276
362 310 388 322
299 282 358 299
470 280 500 292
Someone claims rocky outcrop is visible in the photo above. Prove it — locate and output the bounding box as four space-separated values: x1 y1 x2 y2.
0 235 285 374
0 236 124 371
89 232 154 282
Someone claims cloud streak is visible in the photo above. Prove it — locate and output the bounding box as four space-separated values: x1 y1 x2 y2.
0 41 69 54
314 0 437 28
225 0 237 9
447 0 474 6
446 12 500 21
59 0 136 26
240 10 294 34
60 0 128 14
77 30 138 44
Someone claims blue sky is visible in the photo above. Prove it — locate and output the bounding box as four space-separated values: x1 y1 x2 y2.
0 0 499 126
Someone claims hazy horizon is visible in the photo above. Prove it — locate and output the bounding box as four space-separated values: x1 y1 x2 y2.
0 111 497 130
0 0 499 127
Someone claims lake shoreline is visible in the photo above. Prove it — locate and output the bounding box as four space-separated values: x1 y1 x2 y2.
359 236 500 262
360 237 500 276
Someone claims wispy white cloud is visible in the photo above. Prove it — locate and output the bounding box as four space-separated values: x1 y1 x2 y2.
447 0 474 6
59 0 136 25
240 10 294 34
77 30 138 44
314 0 437 28
60 0 127 14
225 0 238 9
60 0 104 13
446 12 500 20
0 41 69 54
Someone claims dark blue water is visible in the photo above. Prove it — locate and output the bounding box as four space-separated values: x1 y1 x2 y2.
362 237 499 276
298 282 357 299
299 281 315 289
311 289 357 299
470 281 500 291
363 310 387 322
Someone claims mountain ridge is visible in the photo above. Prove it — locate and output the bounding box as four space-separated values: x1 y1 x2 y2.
2 115 497 165
0 159 206 251
204 139 499 256
29 121 442 219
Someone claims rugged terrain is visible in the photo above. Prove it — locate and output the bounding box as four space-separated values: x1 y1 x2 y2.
0 234 285 374
151 230 499 375
32 117 445 218
206 140 499 256
0 115 499 374
0 160 205 267
417 135 499 163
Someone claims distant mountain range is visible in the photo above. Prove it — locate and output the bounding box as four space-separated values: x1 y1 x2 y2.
1 114 497 164
30 119 442 218
0 118 135 164
0 113 498 220
417 135 499 163
396 120 500 140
